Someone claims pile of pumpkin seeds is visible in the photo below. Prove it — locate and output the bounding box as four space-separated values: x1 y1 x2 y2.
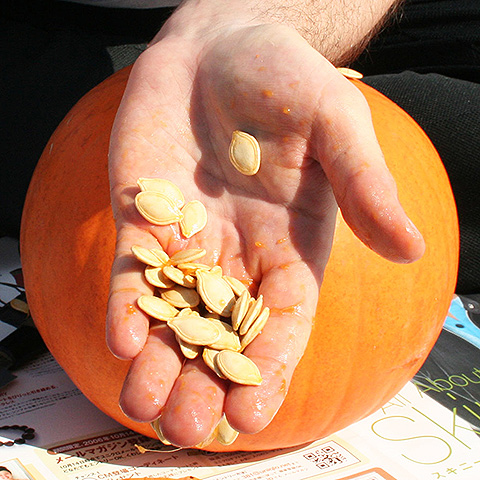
132 244 270 386
131 154 270 445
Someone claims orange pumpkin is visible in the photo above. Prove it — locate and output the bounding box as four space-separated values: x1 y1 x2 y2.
20 66 459 452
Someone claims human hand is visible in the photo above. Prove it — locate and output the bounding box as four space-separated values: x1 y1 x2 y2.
106 12 424 448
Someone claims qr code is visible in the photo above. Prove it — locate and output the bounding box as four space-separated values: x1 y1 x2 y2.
303 445 348 470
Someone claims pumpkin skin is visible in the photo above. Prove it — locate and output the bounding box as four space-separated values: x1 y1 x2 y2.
20 66 459 452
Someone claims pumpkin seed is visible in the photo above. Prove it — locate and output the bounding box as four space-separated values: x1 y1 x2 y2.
231 289 251 331
150 419 172 445
193 428 217 449
10 298 29 315
137 294 179 321
216 415 239 446
210 265 223 277
137 177 185 209
152 248 170 264
135 191 183 225
240 306 270 350
337 67 363 79
168 316 221 346
176 335 202 359
228 130 261 176
180 200 208 238
161 285 200 308
175 262 211 275
169 248 206 265
223 275 248 296
214 350 262 386
131 245 169 267
207 319 241 351
239 294 264 335
144 265 175 288
196 269 236 316
163 265 197 288
177 307 200 317
202 347 226 378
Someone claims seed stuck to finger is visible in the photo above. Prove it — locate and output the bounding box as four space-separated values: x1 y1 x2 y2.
229 130 261 176
336 66 363 79
216 415 240 446
150 419 172 445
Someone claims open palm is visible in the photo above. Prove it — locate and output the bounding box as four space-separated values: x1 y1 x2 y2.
106 23 424 447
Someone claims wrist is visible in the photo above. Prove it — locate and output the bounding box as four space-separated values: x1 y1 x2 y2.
150 0 403 65
150 0 264 46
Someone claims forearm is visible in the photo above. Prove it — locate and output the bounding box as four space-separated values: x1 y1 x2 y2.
159 0 403 64
252 0 403 63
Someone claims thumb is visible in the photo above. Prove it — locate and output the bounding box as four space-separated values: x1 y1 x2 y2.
312 75 425 263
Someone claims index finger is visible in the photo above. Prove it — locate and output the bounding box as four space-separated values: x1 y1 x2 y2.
106 224 157 360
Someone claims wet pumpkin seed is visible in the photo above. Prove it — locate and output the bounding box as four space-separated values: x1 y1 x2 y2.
207 319 241 351
196 269 236 316
176 335 202 359
337 66 363 79
135 191 183 225
216 415 239 446
160 284 200 308
231 289 251 331
202 347 226 378
214 350 262 386
169 248 206 266
150 419 172 445
167 316 221 346
240 306 270 350
223 275 248 296
239 295 264 335
175 262 211 275
228 130 261 176
131 245 168 267
137 294 179 321
180 200 208 238
163 264 197 288
137 177 185 209
144 265 175 289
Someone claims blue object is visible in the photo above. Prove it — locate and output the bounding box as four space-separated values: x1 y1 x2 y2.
443 295 480 350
